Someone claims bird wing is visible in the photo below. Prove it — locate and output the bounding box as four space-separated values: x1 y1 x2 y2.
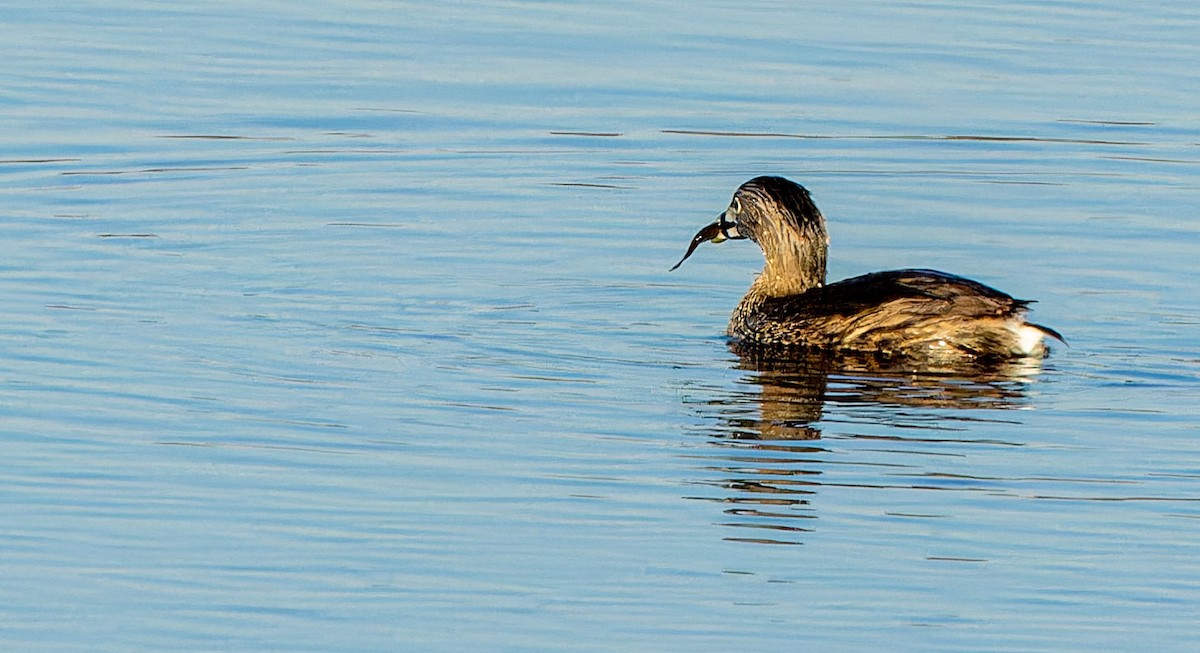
747 269 1033 349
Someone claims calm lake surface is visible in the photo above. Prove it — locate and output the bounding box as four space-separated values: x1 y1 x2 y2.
3 1 1199 651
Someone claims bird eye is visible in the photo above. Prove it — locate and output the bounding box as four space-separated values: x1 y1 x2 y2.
730 197 742 215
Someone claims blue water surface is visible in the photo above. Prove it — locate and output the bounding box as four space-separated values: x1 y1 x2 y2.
2 1 1198 651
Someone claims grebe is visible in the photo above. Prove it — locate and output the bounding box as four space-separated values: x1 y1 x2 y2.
672 176 1061 363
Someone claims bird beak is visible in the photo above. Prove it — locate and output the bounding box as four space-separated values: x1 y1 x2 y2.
669 212 743 271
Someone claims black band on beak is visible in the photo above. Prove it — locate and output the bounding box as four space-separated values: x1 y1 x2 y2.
669 214 743 271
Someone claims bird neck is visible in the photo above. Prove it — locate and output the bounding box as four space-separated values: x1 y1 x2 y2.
751 224 827 297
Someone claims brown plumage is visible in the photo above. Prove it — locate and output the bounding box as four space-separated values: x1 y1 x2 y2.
672 176 1062 364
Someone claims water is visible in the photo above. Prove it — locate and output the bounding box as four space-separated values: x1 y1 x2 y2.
2 1 1198 651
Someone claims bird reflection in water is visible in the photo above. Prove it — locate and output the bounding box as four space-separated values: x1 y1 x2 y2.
685 344 1046 545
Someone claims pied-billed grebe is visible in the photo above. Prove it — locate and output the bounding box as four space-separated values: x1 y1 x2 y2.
672 176 1062 363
